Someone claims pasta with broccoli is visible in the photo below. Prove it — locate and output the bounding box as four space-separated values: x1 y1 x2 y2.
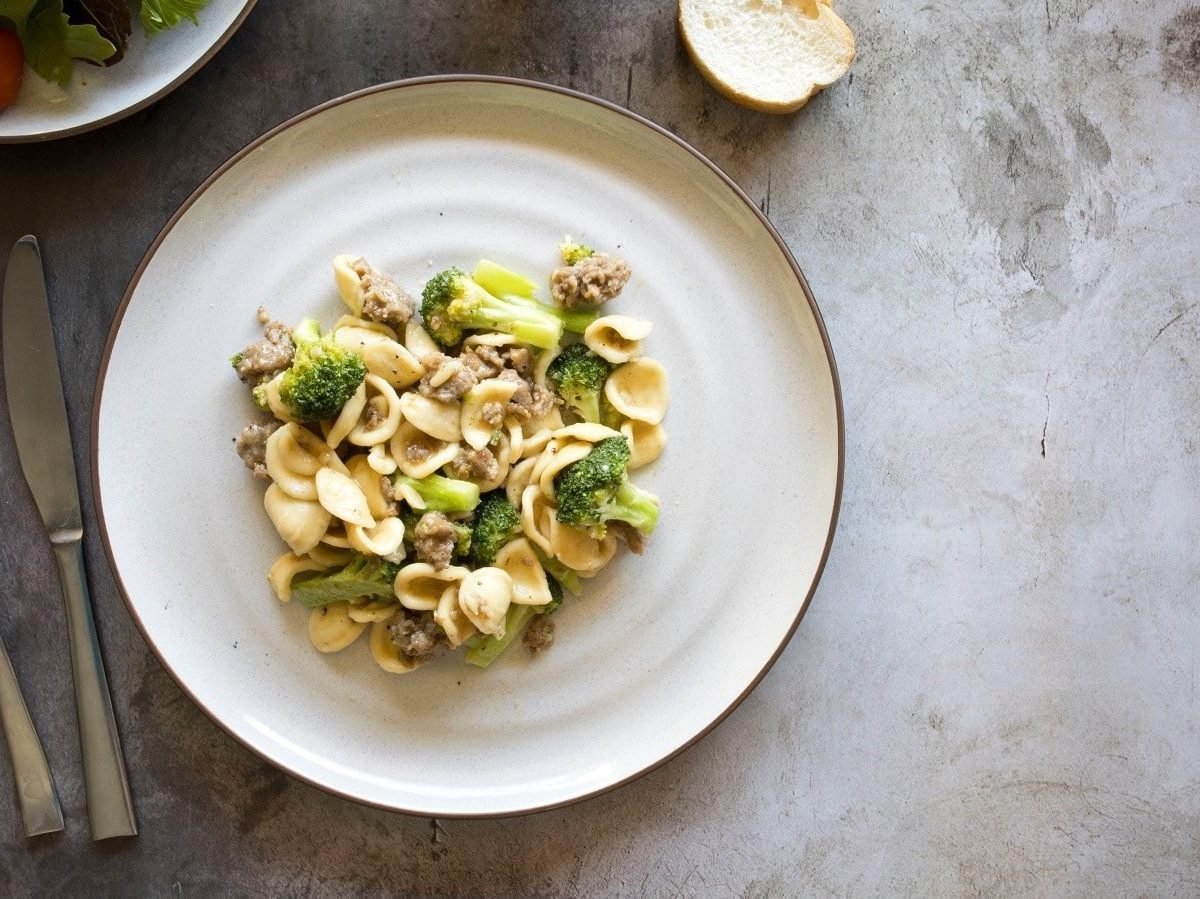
230 240 668 671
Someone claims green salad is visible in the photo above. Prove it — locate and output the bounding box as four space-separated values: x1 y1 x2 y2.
0 0 210 89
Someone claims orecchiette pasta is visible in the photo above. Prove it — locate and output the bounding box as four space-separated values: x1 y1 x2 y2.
584 315 652 363
234 248 667 673
308 602 367 653
604 357 669 425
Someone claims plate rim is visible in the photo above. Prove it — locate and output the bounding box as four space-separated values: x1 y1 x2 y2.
0 0 259 144
90 74 846 818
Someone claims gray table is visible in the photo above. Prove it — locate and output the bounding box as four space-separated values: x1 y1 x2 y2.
2 1 1198 895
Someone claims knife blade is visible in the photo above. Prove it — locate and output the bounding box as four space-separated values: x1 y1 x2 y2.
2 235 137 840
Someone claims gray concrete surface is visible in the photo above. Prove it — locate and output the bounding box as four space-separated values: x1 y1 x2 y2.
1 0 1198 895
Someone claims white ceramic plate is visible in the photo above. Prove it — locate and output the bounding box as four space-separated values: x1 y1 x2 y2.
0 0 256 143
95 77 843 817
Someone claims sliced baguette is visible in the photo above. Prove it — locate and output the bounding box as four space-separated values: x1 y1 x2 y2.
678 0 856 114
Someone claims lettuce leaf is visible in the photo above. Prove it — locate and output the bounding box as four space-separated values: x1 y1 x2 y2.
0 0 40 29
66 0 132 64
21 0 115 84
139 0 209 35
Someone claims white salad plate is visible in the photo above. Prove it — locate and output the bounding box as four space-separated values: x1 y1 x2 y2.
0 0 256 143
94 77 844 817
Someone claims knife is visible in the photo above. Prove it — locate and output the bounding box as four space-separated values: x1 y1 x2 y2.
0 631 64 837
2 235 137 840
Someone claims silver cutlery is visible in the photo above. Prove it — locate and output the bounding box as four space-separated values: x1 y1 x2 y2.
0 632 64 837
2 235 137 840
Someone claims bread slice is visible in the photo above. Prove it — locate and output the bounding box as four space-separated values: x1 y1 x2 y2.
678 0 856 114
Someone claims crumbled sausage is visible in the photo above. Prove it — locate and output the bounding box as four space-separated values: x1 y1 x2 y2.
445 447 500 483
234 421 280 479
608 520 646 555
419 351 478 401
523 616 555 653
413 511 458 570
549 253 631 308
502 346 533 378
498 369 554 422
364 400 386 429
405 442 432 464
389 612 449 659
353 257 416 328
379 476 399 516
461 345 504 379
234 311 294 384
480 401 506 428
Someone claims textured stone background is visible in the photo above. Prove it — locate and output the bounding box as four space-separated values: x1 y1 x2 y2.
1 0 1199 895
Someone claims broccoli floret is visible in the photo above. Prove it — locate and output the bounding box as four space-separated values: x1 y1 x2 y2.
291 555 400 608
559 237 594 266
391 473 481 513
553 437 660 539
453 522 473 558
546 343 612 424
275 318 367 421
469 492 522 565
421 268 563 349
251 382 271 411
229 351 245 368
463 577 562 669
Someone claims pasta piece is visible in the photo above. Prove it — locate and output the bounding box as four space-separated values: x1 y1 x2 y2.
584 315 652 363
622 419 667 469
348 375 404 446
503 419 524 465
395 480 426 510
367 443 397 475
389 421 461 480
494 538 553 606
346 454 394 520
347 518 406 559
290 423 352 476
394 563 470 611
404 320 440 359
334 326 423 388
265 424 321 500
463 332 517 349
552 422 622 444
433 584 477 647
549 519 617 574
370 616 423 673
264 484 332 555
307 602 367 653
320 523 352 549
537 440 592 499
457 567 513 636
267 552 327 603
473 434 511 493
324 381 369 449
519 426 554 460
506 457 537 507
332 314 398 340
520 485 556 556
461 379 519 450
532 345 559 389
333 255 366 316
260 372 296 423
604 358 669 425
315 468 376 528
398 392 462 442
347 599 399 623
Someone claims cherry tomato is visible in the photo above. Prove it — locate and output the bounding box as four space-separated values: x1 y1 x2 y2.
0 28 24 111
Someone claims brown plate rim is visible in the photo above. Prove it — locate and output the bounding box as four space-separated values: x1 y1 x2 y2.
90 74 845 819
0 0 259 144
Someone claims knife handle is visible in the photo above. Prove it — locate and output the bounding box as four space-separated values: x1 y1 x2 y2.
51 538 137 840
0 633 65 837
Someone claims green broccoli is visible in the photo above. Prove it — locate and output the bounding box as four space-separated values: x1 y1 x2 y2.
391 473 481 513
275 318 367 421
291 555 400 608
472 259 538 299
559 237 594 266
251 382 271 411
469 492 522 565
546 343 613 424
464 577 563 668
553 437 659 539
421 268 563 349
532 546 582 596
453 522 473 558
